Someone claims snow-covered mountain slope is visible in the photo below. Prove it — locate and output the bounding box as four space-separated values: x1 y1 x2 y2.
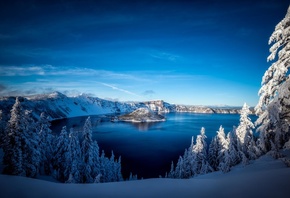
118 107 165 122
0 92 247 121
0 150 289 198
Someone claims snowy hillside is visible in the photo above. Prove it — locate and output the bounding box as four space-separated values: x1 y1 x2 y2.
0 150 289 198
0 91 246 121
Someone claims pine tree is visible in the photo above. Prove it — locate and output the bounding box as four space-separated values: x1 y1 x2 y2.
81 117 94 183
3 97 25 176
99 150 108 182
0 110 5 148
236 103 259 160
128 172 138 181
216 126 230 172
182 148 192 178
226 130 240 166
168 161 175 178
65 128 81 183
91 140 100 180
115 156 123 182
22 110 41 178
208 136 219 171
37 112 54 175
53 126 70 182
174 156 184 179
107 151 115 182
255 6 290 152
193 127 213 175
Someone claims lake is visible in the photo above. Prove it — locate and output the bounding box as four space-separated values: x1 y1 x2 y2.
51 112 257 179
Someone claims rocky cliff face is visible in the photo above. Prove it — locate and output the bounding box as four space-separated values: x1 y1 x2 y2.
0 92 252 121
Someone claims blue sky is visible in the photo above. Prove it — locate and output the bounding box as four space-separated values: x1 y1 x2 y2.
0 0 288 106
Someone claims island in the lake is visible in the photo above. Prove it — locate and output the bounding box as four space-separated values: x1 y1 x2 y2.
117 107 166 122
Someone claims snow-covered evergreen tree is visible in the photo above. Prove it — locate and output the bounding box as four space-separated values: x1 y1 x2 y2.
53 126 70 182
174 156 184 179
181 148 192 178
65 128 81 183
81 117 94 183
208 136 219 171
22 110 41 178
216 126 230 172
192 127 213 175
236 103 258 160
37 112 54 175
128 172 138 181
99 150 108 182
0 110 5 148
168 161 175 178
115 156 123 182
226 129 240 167
3 97 41 178
91 140 100 180
170 128 212 178
3 97 26 176
255 6 290 152
107 151 116 182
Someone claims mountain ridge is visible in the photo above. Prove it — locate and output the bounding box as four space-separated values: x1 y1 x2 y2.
0 92 253 121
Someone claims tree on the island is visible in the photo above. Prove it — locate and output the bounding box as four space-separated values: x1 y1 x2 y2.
81 117 94 183
53 126 70 182
255 6 290 152
37 112 54 175
2 97 26 176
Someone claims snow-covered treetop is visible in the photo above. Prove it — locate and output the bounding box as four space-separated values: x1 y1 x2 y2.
256 6 290 115
240 103 254 129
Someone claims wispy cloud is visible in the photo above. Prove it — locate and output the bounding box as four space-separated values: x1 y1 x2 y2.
101 83 142 98
149 50 180 61
0 66 46 76
0 65 149 82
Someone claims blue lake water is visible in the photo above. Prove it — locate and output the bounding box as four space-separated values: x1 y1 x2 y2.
51 112 257 179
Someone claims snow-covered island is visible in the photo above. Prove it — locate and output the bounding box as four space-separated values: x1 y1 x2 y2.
118 108 166 122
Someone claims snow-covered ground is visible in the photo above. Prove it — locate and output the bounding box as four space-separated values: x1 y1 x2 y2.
1 151 289 198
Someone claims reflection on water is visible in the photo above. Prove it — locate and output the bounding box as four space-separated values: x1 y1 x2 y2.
130 122 160 131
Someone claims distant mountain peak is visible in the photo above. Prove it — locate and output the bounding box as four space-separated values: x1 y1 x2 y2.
48 91 67 98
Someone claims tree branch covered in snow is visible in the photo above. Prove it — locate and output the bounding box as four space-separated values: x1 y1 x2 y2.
255 6 290 153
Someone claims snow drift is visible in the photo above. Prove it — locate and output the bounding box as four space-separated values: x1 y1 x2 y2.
0 151 289 198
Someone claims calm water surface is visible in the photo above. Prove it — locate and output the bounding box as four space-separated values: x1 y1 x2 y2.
51 113 257 179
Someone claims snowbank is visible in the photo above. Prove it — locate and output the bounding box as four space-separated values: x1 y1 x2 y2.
1 152 289 198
